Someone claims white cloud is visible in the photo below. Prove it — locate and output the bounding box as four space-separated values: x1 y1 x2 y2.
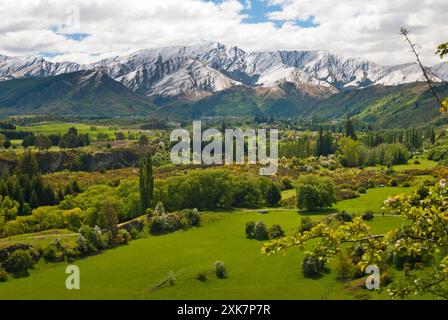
0 0 446 65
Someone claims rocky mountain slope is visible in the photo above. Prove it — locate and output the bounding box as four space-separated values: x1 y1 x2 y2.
0 42 447 127
1 42 445 101
0 70 155 116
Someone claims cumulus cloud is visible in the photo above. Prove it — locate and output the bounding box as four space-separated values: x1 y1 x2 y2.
0 0 446 65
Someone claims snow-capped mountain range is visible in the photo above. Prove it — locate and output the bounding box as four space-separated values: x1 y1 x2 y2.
0 42 447 99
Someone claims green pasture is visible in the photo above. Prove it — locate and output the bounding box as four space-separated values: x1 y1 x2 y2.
335 186 416 214
0 209 403 300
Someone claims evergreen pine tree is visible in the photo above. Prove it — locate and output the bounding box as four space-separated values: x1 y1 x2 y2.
345 116 357 141
16 150 39 178
266 183 282 207
30 190 39 209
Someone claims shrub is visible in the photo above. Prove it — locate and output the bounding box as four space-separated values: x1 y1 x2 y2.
414 160 421 165
393 253 423 270
362 211 374 221
118 229 132 245
64 248 80 263
101 231 114 248
268 224 285 239
281 178 294 190
168 271 176 286
145 208 154 217
254 221 269 241
164 214 185 231
0 268 8 282
42 240 65 262
245 221 256 239
296 175 337 211
154 202 166 216
417 185 430 199
3 139 11 149
300 217 315 233
149 213 188 235
389 178 399 187
184 209 201 227
402 181 411 188
302 254 325 277
338 189 360 200
196 272 208 282
129 227 139 239
79 226 106 252
214 261 227 279
357 187 367 194
149 216 170 235
75 235 92 255
3 250 35 275
336 211 353 223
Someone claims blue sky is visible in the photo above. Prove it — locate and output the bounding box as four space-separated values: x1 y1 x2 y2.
209 0 318 28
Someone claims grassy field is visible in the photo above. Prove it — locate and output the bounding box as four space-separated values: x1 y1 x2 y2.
335 186 416 213
17 123 116 136
0 209 404 300
281 189 295 200
0 230 77 250
282 185 416 214
365 158 438 172
15 122 148 143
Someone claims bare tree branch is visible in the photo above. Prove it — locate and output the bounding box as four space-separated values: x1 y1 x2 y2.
400 27 444 108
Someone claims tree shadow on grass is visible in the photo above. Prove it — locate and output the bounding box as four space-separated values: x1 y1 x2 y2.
11 270 31 279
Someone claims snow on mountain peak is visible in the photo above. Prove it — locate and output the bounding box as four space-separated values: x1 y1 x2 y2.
431 62 448 81
0 43 446 99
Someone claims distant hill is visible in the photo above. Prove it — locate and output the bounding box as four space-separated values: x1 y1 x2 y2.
307 82 448 128
0 68 447 128
0 70 156 117
156 81 448 128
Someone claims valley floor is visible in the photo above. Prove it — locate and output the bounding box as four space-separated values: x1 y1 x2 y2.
0 206 404 300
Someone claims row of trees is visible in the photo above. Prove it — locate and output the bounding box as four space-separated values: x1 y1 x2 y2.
339 137 410 168
22 127 90 150
154 170 281 212
0 121 15 130
363 127 436 151
280 129 335 159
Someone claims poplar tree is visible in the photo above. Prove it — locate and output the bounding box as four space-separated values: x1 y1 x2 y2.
139 153 154 213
